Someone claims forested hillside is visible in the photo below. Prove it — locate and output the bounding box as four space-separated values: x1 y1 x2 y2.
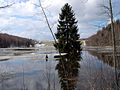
0 33 35 48
86 20 120 46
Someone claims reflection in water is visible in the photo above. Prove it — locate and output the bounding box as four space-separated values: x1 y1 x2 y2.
56 50 82 90
1 50 120 89
0 57 60 90
89 51 120 70
89 51 120 89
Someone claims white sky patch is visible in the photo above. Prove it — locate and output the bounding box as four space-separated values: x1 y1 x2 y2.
0 0 120 41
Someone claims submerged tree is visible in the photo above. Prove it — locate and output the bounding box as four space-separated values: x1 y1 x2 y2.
54 3 82 53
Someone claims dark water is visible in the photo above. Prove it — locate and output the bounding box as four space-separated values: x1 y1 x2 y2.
0 50 119 90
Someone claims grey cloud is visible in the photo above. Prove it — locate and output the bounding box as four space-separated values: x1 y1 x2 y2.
0 0 120 40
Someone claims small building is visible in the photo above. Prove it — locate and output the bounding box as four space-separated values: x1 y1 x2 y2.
77 38 87 46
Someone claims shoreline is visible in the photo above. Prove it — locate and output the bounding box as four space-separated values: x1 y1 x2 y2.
0 46 119 61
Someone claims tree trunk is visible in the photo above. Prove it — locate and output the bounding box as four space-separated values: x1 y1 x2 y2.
109 0 118 89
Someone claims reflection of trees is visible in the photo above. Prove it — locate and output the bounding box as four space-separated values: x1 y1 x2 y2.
89 51 120 70
0 73 16 83
0 72 16 90
56 50 82 90
88 51 120 89
89 52 113 65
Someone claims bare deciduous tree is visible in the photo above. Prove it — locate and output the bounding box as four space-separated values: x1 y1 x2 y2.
109 0 118 89
94 0 119 89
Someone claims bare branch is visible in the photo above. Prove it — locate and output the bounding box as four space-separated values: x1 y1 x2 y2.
92 24 104 29
32 3 51 18
101 5 110 11
32 3 51 9
0 3 15 9
32 3 40 7
99 4 111 17
38 0 57 43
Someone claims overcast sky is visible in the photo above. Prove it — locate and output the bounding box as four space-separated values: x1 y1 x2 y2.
0 0 120 41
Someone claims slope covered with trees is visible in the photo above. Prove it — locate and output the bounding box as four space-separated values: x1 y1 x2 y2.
0 33 35 48
86 20 120 46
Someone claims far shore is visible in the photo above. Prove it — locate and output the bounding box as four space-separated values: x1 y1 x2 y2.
0 45 119 52
0 45 120 61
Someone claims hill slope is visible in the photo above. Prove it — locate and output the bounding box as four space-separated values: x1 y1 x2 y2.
0 33 35 48
86 20 120 46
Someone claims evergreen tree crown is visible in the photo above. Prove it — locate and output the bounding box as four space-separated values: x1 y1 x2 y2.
54 3 82 53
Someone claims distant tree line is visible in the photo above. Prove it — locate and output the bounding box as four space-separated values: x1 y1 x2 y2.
86 20 120 46
0 33 35 48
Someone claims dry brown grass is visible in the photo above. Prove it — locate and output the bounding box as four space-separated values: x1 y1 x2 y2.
41 41 55 46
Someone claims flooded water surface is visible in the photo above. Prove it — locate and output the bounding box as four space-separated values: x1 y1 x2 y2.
0 47 119 90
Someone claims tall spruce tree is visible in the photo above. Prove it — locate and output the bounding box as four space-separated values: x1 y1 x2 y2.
54 3 82 53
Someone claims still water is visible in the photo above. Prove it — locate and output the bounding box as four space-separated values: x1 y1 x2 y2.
0 49 119 90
